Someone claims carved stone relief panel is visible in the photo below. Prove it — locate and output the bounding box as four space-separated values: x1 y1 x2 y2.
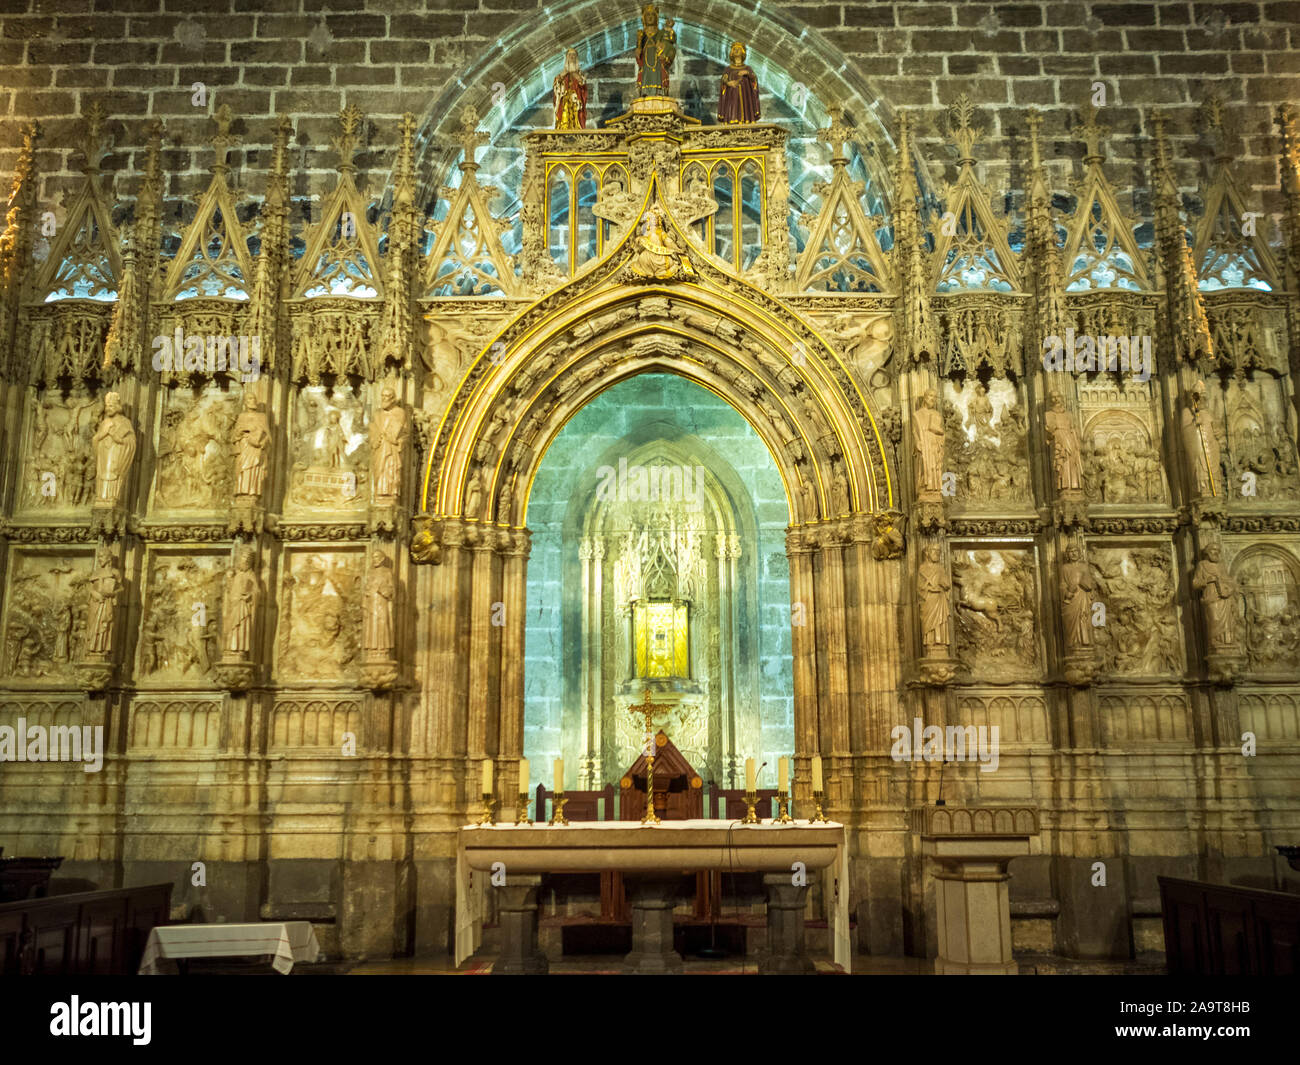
128 697 222 749
17 386 100 513
1078 379 1166 505
942 379 1030 508
952 547 1040 677
138 552 225 683
1238 690 1300 741
270 696 363 750
285 386 370 512
1090 545 1184 677
1 549 93 679
1222 376 1299 502
1230 546 1300 675
275 549 364 683
151 386 238 513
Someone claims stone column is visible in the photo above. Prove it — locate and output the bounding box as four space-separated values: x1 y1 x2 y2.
494 875 548 975
759 872 816 974
622 873 686 974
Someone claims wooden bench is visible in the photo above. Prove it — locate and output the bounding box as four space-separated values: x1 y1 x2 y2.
1159 875 1300 975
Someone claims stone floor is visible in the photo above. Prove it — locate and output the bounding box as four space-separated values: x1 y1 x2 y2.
341 952 1167 975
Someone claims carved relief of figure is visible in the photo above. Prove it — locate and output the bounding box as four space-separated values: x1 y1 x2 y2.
594 179 640 241
84 546 122 657
1193 543 1241 649
321 410 348 468
1059 544 1095 651
463 467 485 519
968 384 994 437
553 47 588 129
363 553 396 655
91 391 136 506
917 543 951 651
829 463 850 516
635 4 676 97
911 389 945 500
1181 380 1224 497
717 41 760 124
629 205 696 281
1045 393 1083 492
222 548 260 656
231 391 271 498
370 385 408 502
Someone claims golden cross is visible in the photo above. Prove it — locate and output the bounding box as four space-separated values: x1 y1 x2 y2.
628 688 673 824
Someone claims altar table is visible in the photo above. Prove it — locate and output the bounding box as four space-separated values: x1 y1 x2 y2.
138 921 321 975
456 820 850 971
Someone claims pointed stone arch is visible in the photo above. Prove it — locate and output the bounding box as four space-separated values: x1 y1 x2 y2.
420 178 895 535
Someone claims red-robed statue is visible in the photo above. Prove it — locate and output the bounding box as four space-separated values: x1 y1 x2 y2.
717 41 760 124
553 47 588 129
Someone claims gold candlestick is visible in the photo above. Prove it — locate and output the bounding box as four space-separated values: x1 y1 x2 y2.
549 792 569 826
809 790 827 823
514 792 532 825
774 790 793 824
475 791 497 826
742 790 759 824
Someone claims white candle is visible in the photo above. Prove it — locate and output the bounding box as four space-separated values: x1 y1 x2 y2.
778 756 789 791
481 758 493 794
811 755 823 792
518 757 529 794
745 757 755 792
554 758 563 792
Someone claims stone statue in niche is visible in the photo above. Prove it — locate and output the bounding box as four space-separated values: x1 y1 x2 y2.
829 462 850 516
1045 393 1083 493
231 391 271 500
363 553 396 657
1059 544 1096 653
221 548 261 659
83 545 122 659
91 391 136 508
552 47 588 130
463 466 485 519
370 385 408 503
1192 543 1241 650
717 41 760 124
911 389 945 502
1180 380 1225 498
917 543 952 651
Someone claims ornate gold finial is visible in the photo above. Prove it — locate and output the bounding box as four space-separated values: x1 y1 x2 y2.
78 101 108 175
211 103 234 172
819 106 853 164
1077 104 1108 164
945 93 984 166
394 112 417 206
331 103 364 174
456 105 488 173
1200 94 1234 162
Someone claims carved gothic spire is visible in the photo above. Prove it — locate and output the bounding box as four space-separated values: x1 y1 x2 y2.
891 111 938 366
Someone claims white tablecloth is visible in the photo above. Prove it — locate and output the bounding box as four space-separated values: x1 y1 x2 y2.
138 922 321 975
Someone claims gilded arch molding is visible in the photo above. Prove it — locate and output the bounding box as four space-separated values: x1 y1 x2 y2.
417 185 896 544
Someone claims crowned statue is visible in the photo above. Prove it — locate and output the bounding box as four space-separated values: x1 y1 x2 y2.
717 42 760 124
636 4 676 97
553 47 588 129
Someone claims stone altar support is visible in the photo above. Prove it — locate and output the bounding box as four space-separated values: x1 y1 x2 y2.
457 820 849 972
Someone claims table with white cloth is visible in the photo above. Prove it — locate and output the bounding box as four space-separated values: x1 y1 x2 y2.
137 921 321 975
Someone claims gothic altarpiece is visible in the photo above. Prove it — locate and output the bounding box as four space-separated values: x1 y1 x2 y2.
0 20 1297 962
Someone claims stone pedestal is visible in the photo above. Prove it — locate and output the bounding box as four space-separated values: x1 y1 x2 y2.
622 873 684 974
494 875 547 975
759 872 816 974
913 805 1039 975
